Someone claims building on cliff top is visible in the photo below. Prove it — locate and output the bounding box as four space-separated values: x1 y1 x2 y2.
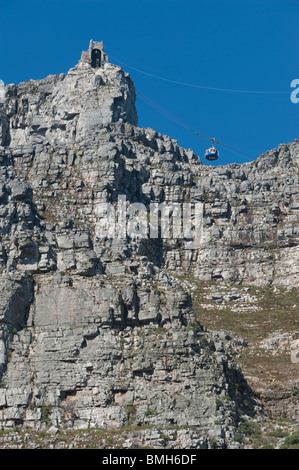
80 40 108 68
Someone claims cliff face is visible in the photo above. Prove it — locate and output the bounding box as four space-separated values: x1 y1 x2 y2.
0 53 298 448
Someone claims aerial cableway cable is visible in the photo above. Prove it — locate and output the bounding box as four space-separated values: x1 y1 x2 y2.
137 91 254 161
107 52 278 160
108 53 289 95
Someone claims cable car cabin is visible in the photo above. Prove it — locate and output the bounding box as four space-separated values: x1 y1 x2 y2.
205 147 219 161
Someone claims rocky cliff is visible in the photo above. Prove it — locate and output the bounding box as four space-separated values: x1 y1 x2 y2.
0 49 298 449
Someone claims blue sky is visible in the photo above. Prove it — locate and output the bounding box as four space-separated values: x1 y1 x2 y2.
0 0 298 165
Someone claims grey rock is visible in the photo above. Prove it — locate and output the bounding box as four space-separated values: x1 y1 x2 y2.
0 44 298 448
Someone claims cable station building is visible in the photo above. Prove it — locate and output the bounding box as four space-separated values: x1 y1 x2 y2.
80 40 108 68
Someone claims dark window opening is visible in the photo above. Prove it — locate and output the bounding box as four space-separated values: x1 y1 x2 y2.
91 49 102 68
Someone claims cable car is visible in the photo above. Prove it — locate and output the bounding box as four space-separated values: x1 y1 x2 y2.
205 138 219 161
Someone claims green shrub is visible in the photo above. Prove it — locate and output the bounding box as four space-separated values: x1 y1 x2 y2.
233 432 243 443
40 406 53 424
267 428 288 438
186 322 201 333
238 420 261 438
144 408 156 417
280 431 299 449
105 437 114 445
216 398 224 410
209 437 218 449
